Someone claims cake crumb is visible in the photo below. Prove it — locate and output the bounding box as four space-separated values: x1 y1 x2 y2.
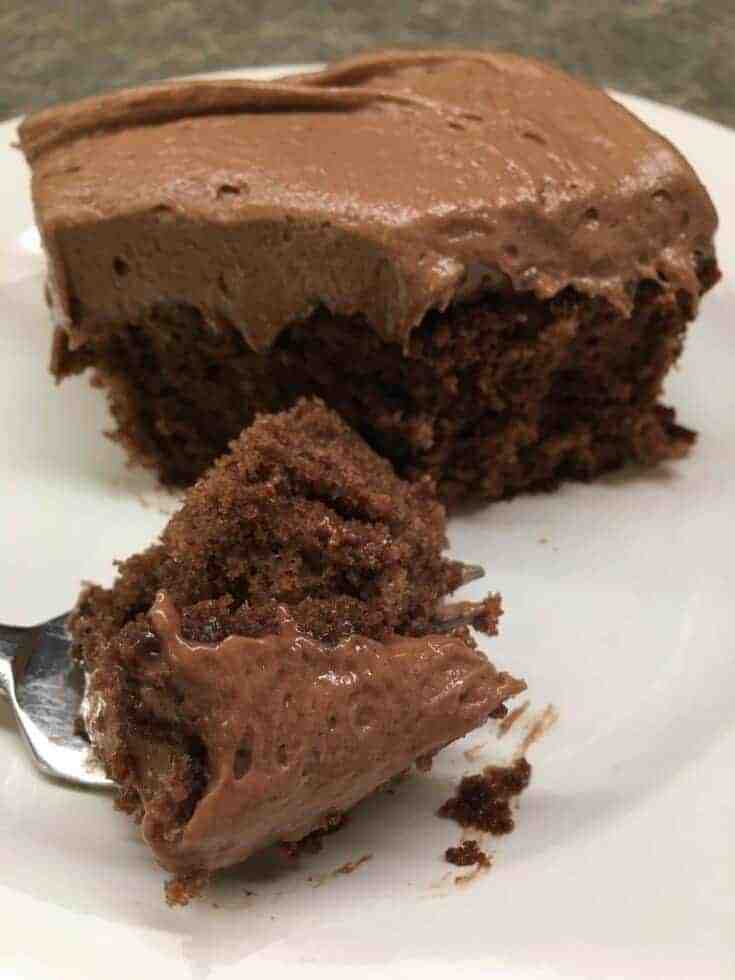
337 853 373 876
498 699 530 737
164 871 209 907
516 704 558 757
445 839 490 868
438 757 532 835
463 742 486 762
308 853 373 887
449 841 492 886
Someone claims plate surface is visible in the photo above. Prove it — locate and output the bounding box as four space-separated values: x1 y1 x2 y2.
1 66 733 980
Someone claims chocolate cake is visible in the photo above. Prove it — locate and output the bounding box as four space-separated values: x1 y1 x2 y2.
70 399 524 879
439 757 533 835
19 50 719 503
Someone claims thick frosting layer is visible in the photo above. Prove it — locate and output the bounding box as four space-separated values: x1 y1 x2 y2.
89 592 524 874
20 50 717 352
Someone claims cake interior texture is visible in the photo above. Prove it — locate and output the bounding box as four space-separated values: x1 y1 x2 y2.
56 261 719 502
70 399 522 877
20 50 720 504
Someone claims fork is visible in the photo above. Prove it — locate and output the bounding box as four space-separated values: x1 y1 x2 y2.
0 616 112 788
0 563 486 789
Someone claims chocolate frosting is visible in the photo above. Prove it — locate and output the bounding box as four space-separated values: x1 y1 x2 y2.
20 50 717 352
89 593 524 874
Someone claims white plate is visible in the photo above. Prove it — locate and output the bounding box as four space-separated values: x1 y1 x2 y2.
1 66 733 980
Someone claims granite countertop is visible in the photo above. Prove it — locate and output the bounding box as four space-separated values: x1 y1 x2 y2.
3 0 734 126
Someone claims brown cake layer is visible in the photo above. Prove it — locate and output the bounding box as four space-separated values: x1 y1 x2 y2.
20 50 719 501
54 262 717 501
70 400 522 876
72 398 497 646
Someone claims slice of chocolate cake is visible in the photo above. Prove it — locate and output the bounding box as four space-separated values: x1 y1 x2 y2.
69 399 524 881
19 50 719 503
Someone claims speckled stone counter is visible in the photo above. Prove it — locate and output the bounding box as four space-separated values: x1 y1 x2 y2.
3 0 733 126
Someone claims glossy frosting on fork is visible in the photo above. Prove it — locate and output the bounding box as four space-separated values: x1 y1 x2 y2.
85 592 524 873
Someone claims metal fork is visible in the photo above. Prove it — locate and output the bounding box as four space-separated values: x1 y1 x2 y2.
0 616 112 788
0 563 486 789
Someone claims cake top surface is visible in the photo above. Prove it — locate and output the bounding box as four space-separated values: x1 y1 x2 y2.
20 49 718 349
